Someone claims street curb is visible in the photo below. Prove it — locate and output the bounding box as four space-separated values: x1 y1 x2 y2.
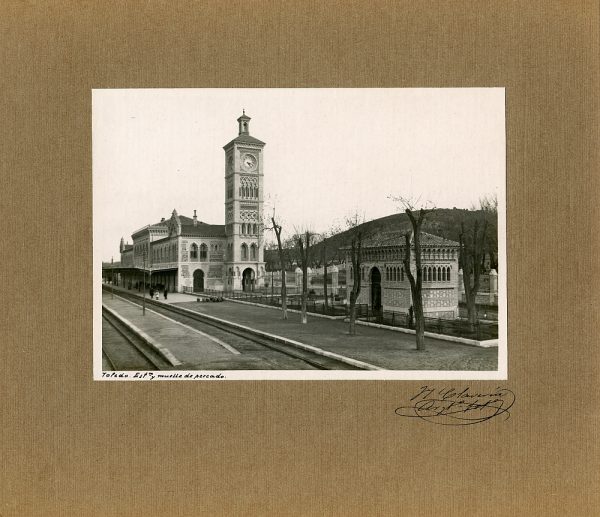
102 304 182 366
352 319 498 348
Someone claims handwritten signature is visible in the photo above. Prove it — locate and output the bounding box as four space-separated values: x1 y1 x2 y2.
395 385 515 426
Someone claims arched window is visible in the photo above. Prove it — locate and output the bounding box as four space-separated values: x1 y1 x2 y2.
190 243 198 260
447 267 451 282
254 187 258 197
386 268 389 281
253 224 257 234
441 268 446 281
241 223 246 234
250 244 256 260
241 244 248 260
428 267 432 282
200 244 207 260
401 267 404 281
239 186 242 197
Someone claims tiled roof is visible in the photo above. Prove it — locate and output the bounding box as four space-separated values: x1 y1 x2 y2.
420 232 460 247
180 223 226 238
223 134 266 148
353 231 459 249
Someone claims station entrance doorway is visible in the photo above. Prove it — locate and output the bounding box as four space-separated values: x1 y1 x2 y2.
242 268 255 292
370 267 382 311
193 269 204 292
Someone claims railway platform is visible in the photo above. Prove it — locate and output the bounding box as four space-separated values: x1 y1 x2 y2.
102 293 243 368
102 285 498 371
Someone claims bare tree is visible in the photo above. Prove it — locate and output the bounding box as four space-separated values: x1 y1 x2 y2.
314 228 338 312
479 193 498 272
296 230 314 324
269 215 289 320
458 217 488 328
390 196 435 351
321 239 330 311
345 213 364 336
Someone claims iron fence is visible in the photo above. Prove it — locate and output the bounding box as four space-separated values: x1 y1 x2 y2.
361 309 498 340
458 303 498 321
201 288 365 317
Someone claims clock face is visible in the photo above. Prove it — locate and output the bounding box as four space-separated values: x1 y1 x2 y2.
242 153 257 171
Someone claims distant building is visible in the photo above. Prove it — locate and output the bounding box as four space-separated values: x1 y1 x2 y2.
117 112 266 293
346 231 460 318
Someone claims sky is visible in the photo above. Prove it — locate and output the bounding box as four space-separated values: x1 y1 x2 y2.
93 88 505 261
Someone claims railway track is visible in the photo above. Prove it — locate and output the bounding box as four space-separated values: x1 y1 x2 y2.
103 287 365 370
102 306 174 371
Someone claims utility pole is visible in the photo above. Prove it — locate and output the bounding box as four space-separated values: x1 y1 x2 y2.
111 257 114 299
142 249 146 316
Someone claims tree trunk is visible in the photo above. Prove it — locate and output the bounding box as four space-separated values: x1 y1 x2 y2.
272 217 288 320
463 272 478 328
412 290 425 350
323 259 329 312
301 267 308 324
349 291 356 335
281 270 288 320
297 231 312 325
348 239 362 335
459 219 486 331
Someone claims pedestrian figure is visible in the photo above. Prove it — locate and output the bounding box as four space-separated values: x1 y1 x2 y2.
150 287 154 299
164 287 168 300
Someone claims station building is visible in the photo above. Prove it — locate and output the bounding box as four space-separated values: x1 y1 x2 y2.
118 112 266 293
347 231 460 318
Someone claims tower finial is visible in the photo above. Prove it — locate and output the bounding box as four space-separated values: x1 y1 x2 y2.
237 110 250 135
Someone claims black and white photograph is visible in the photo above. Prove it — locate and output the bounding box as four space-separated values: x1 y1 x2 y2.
93 88 506 380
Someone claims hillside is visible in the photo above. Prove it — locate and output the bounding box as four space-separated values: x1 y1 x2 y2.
265 208 497 269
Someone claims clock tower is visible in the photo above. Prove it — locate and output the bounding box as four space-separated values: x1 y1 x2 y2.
223 111 266 291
